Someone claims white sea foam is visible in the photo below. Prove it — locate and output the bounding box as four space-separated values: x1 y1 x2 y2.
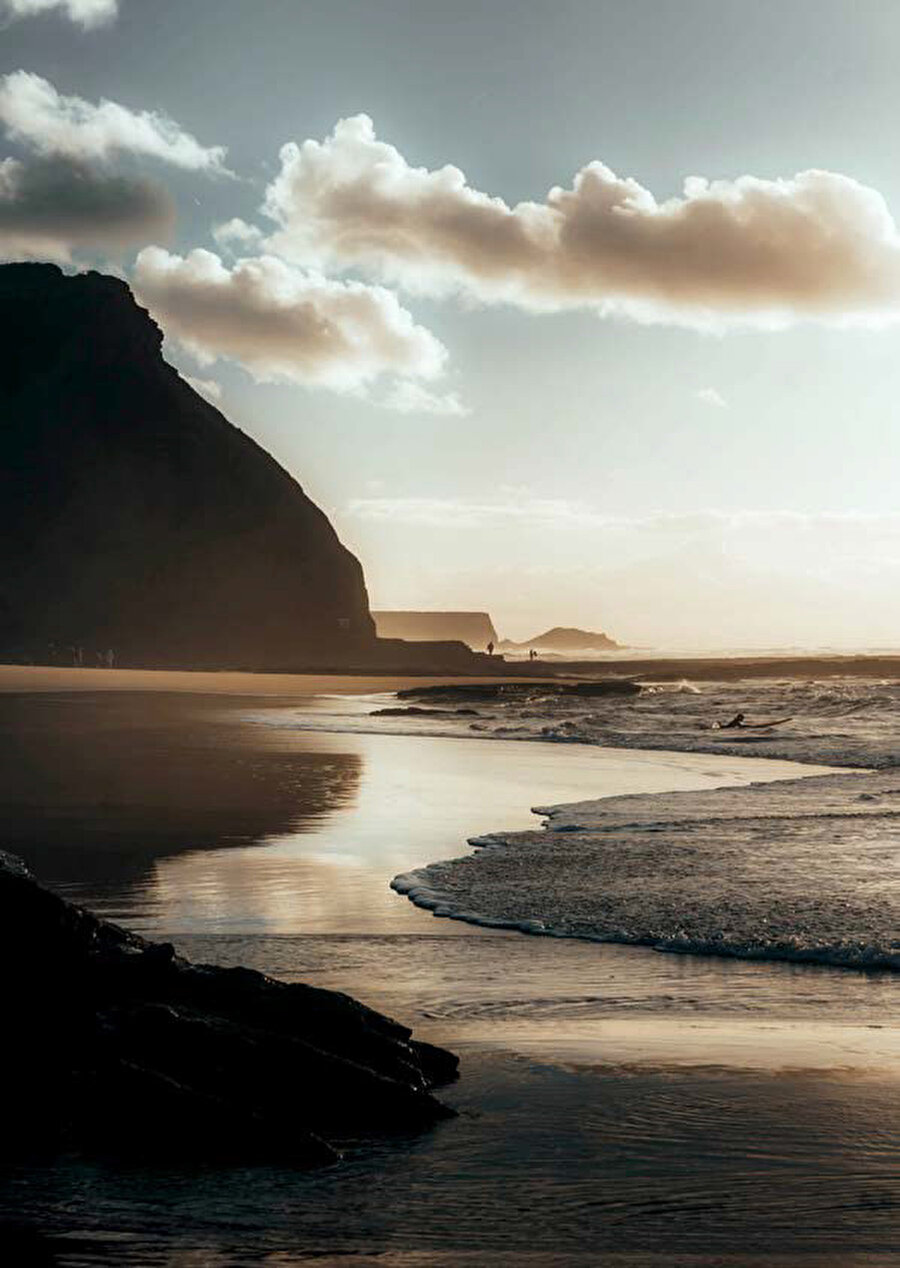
393 769 900 972
248 676 900 971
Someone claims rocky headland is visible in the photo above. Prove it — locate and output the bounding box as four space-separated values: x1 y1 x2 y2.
0 264 488 675
499 626 620 655
373 611 499 650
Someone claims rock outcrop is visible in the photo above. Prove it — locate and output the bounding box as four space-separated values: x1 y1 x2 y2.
0 851 457 1167
398 679 640 703
0 263 377 669
499 626 620 655
373 611 499 650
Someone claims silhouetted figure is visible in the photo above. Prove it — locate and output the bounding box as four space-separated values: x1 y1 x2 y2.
529 648 537 662
486 641 494 656
721 712 746 729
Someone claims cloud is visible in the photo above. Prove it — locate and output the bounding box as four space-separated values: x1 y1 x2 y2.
1 0 116 27
696 387 727 408
345 495 615 529
382 379 469 416
0 72 229 173
183 375 222 403
261 114 900 329
0 155 174 261
133 247 449 392
213 217 264 249
344 497 900 542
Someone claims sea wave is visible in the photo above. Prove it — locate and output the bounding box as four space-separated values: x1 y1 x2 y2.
390 676 900 769
392 770 900 973
251 676 900 770
246 676 900 972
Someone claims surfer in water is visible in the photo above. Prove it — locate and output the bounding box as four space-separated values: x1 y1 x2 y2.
713 712 793 731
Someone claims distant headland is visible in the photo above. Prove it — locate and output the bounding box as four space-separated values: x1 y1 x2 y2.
373 611 499 648
499 626 621 655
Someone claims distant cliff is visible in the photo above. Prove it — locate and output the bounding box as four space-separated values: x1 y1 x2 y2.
373 611 499 650
0 263 379 669
499 626 620 655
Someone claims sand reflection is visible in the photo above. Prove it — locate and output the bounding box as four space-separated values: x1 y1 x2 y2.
0 692 362 911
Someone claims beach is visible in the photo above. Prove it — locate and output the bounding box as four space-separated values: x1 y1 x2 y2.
0 664 534 696
2 668 899 1264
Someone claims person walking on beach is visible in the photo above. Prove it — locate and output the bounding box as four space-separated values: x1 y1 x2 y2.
486 641 494 656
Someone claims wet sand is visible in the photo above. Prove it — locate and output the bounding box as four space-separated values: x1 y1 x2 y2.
3 685 899 1264
0 663 536 696
0 689 838 934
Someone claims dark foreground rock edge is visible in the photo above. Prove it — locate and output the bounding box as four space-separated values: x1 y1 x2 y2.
0 851 457 1169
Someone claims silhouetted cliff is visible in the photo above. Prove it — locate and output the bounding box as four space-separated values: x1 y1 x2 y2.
0 263 376 669
374 610 498 649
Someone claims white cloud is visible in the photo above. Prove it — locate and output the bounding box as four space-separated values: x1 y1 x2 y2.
261 114 900 329
344 497 900 542
213 217 264 248
382 379 469 416
183 375 222 403
0 72 229 173
696 387 727 408
0 154 173 261
133 246 449 392
345 495 615 529
2 0 116 27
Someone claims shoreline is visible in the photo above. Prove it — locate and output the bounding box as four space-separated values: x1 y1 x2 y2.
393 867 900 973
5 689 900 1262
4 670 889 980
4 646 900 698
18 687 881 1070
392 766 900 974
178 927 900 1079
0 664 542 696
5 668 884 975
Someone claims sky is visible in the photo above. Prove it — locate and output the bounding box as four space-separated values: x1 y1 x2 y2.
4 0 900 647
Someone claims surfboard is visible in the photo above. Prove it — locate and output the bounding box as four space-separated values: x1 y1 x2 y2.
708 716 794 731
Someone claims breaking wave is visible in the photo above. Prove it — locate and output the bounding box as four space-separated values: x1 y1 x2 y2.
254 676 900 769
393 768 900 974
251 674 900 973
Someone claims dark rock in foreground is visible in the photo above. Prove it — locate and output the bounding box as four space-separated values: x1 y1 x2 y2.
0 851 457 1168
